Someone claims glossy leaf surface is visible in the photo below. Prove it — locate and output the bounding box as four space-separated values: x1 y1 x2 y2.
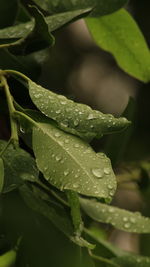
86 9 150 82
80 198 150 233
0 140 39 192
0 9 90 43
29 80 130 140
32 122 116 199
32 0 128 17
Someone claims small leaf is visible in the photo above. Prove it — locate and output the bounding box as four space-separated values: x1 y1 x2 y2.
112 254 150 267
0 9 91 45
80 198 150 233
0 158 4 193
29 80 130 141
0 140 39 193
32 0 128 17
9 5 54 54
31 121 116 199
85 9 150 82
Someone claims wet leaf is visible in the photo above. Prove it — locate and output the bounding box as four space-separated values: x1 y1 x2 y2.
32 0 128 17
0 158 4 193
31 122 116 199
0 140 39 193
0 9 91 45
29 80 130 141
86 9 150 82
80 198 150 233
9 5 54 55
112 254 150 267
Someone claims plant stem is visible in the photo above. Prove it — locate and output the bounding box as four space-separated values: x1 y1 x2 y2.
88 249 119 267
66 190 83 236
0 75 19 145
14 110 37 127
3 69 30 82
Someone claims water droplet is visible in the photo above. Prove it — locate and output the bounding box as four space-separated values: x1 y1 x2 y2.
55 132 61 137
74 120 79 126
73 184 79 189
60 101 67 105
92 168 103 178
64 170 69 176
87 114 96 120
130 217 136 223
124 223 130 229
74 144 79 148
55 155 62 161
20 126 25 133
104 168 110 175
109 207 115 213
108 184 113 189
56 110 61 114
123 217 128 222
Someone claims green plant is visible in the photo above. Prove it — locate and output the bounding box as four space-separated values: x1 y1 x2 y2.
0 1 150 266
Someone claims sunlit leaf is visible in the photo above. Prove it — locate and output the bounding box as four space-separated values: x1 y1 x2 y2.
0 140 39 193
86 9 150 82
32 0 128 17
29 80 130 141
80 198 150 233
0 158 4 193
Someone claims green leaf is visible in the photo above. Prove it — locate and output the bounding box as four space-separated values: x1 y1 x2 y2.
0 140 39 193
112 254 150 267
85 9 150 83
0 9 91 46
31 121 116 199
66 190 83 236
80 198 150 233
28 80 130 141
0 0 18 29
32 0 128 17
9 5 54 55
0 158 4 193
20 185 74 237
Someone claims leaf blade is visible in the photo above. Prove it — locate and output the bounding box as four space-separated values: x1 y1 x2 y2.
0 140 39 193
80 198 150 233
86 9 150 82
29 80 130 140
32 122 117 199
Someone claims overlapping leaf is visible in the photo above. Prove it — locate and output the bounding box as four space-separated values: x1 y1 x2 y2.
0 140 39 192
80 198 150 233
20 185 94 248
32 0 128 17
86 9 150 82
0 9 91 47
0 158 4 192
112 254 150 267
31 121 116 199
29 80 130 141
8 5 54 55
